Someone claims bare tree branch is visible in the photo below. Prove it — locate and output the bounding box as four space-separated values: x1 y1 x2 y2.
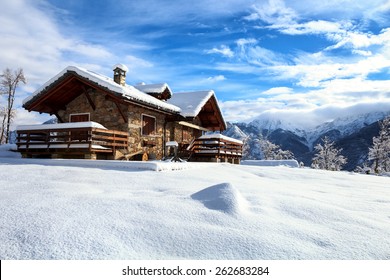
0 68 26 144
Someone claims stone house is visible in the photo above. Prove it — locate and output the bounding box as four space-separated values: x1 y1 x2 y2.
18 64 242 162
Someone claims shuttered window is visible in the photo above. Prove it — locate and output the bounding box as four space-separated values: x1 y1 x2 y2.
142 114 156 135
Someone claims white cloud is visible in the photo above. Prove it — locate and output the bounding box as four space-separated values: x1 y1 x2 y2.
11 109 51 130
279 20 349 36
244 1 390 54
270 53 390 87
248 0 297 26
222 96 390 127
262 87 293 95
206 45 234 58
352 50 373 56
0 0 115 92
220 75 390 125
236 38 258 46
326 27 390 53
204 75 226 83
125 55 154 69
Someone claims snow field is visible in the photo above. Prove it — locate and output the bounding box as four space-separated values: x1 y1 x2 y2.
0 154 390 259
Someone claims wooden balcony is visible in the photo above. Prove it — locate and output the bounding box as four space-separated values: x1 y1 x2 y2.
186 134 243 164
16 122 128 159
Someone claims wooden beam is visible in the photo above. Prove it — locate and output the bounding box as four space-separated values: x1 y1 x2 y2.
54 112 64 123
104 94 128 123
83 87 96 111
105 95 127 123
177 121 210 132
115 101 127 123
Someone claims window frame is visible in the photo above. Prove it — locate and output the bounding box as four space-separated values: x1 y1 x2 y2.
69 113 90 123
141 114 157 136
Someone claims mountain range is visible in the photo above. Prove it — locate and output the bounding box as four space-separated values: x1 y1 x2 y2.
224 111 390 171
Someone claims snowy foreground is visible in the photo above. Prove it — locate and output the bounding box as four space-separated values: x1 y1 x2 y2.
1 151 390 259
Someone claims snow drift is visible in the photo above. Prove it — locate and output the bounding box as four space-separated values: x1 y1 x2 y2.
241 160 299 168
191 183 249 216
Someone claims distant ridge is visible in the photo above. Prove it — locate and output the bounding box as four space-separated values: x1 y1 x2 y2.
224 110 390 170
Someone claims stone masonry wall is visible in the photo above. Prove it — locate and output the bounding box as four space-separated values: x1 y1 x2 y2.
57 90 128 132
127 104 166 159
57 90 168 159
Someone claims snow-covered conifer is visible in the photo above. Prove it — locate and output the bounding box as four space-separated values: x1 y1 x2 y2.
368 116 390 174
311 136 347 171
242 136 254 159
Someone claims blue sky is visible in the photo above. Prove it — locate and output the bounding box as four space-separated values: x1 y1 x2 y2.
1 0 390 128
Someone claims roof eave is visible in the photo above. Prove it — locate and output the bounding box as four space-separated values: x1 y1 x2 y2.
24 68 180 115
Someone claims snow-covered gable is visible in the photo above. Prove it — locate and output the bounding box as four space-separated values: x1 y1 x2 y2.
23 66 180 113
168 90 215 118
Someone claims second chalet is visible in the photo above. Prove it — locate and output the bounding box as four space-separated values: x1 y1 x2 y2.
16 64 242 163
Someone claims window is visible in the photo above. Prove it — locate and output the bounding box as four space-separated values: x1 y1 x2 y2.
142 114 156 135
69 113 90 122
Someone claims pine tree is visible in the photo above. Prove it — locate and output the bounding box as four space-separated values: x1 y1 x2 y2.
368 116 390 174
311 136 347 171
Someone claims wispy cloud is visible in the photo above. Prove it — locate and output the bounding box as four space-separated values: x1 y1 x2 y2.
0 0 115 88
245 0 390 54
206 45 234 58
204 75 227 83
245 0 297 26
262 87 293 95
208 0 390 93
221 88 390 125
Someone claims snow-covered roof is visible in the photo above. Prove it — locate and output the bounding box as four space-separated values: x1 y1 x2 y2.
23 66 226 130
23 66 180 113
134 83 171 94
168 90 215 117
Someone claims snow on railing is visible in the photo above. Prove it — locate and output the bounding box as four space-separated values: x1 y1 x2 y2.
16 121 128 155
190 133 243 158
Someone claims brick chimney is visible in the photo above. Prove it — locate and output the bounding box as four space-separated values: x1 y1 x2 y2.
112 63 128 86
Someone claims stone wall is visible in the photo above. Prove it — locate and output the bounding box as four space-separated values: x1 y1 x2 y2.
168 122 202 143
127 104 166 159
57 90 128 132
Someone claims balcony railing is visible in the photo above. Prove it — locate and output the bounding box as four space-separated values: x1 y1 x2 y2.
188 134 243 162
16 122 128 158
